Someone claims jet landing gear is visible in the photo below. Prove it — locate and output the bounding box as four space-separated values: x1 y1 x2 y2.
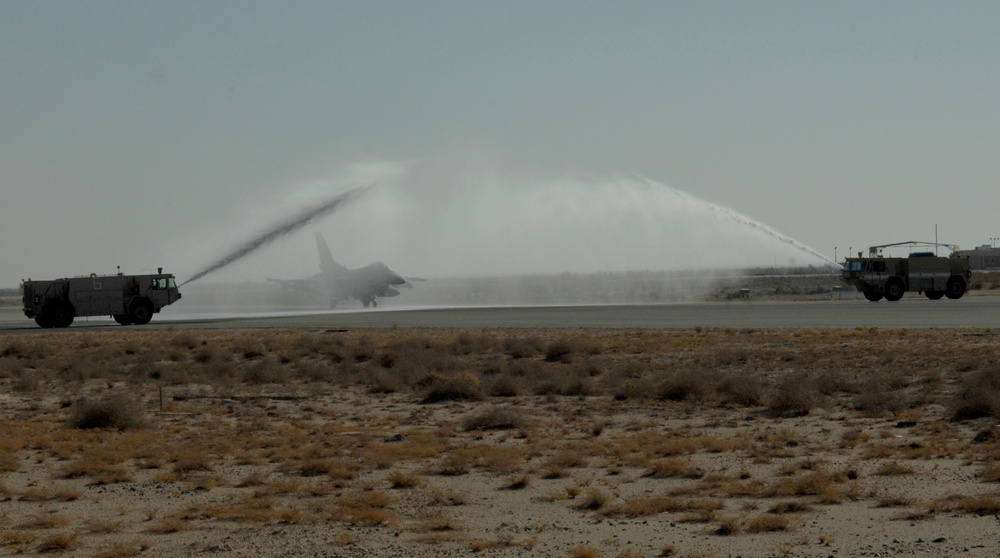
362 297 377 308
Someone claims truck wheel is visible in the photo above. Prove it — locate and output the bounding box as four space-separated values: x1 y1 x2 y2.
945 276 967 299
863 289 883 302
925 291 945 300
35 316 54 328
884 279 905 302
47 304 74 328
113 314 133 325
130 300 154 325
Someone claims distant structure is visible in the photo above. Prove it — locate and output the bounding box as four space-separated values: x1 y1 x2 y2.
953 244 1000 270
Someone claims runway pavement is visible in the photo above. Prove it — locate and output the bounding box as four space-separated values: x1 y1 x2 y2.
2 296 999 332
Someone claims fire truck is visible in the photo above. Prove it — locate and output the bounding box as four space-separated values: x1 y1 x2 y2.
841 242 971 302
22 269 181 327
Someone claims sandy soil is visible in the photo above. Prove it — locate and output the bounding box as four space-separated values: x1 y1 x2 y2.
2 328 1000 558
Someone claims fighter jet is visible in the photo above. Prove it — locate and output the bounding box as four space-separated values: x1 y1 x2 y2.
268 233 409 308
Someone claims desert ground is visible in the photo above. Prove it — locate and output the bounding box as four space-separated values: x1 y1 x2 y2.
2 327 1000 558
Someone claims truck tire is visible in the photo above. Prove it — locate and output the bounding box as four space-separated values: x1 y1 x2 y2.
945 276 966 299
884 279 905 302
113 314 133 325
863 288 883 302
35 316 54 328
129 299 154 325
51 304 75 328
925 291 945 300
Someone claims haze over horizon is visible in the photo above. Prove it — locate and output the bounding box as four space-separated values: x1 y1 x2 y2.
3 2 999 288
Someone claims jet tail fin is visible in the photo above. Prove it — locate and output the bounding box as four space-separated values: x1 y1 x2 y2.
316 232 348 276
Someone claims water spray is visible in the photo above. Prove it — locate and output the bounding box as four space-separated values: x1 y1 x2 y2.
180 184 373 287
631 174 841 269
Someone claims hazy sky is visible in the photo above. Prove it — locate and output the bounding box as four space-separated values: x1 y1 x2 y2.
3 1 1000 287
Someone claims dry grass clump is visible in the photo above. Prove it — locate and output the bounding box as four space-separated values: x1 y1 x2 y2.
930 492 1000 515
69 393 147 431
610 496 722 518
646 458 705 479
767 372 819 418
765 469 858 503
568 546 602 558
35 532 79 552
387 470 422 489
463 406 525 431
419 371 484 403
574 487 611 511
504 336 544 359
952 366 1000 420
92 540 152 558
654 368 711 402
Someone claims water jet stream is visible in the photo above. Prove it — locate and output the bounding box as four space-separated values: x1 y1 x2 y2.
180 184 372 287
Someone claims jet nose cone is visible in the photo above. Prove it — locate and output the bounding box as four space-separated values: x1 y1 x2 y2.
389 273 407 285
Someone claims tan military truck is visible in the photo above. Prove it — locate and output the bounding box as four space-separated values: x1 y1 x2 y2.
22 269 181 327
841 245 971 302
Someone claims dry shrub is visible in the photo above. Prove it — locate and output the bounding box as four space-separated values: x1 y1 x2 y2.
388 470 421 489
952 366 1000 420
575 487 610 511
611 496 722 518
504 336 543 359
86 519 126 534
434 448 476 476
766 470 855 502
427 487 466 506
61 456 131 481
145 518 192 533
92 540 151 558
12 369 40 393
193 346 216 364
646 458 704 479
242 357 285 384
713 515 744 535
0 340 28 358
979 464 1000 483
69 393 147 431
543 339 580 363
485 373 522 397
18 487 82 502
853 377 906 417
463 406 525 431
2 531 37 549
174 454 213 474
36 532 79 552
171 333 198 350
815 368 854 396
875 461 917 476
413 511 465 532
768 500 813 514
717 372 764 406
331 490 395 525
294 458 356 480
934 493 1000 515
546 449 587 470
420 371 483 403
568 546 602 558
502 475 532 490
768 372 818 418
608 375 656 401
655 368 711 402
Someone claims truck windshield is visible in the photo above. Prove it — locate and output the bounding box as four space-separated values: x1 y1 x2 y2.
843 261 864 272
